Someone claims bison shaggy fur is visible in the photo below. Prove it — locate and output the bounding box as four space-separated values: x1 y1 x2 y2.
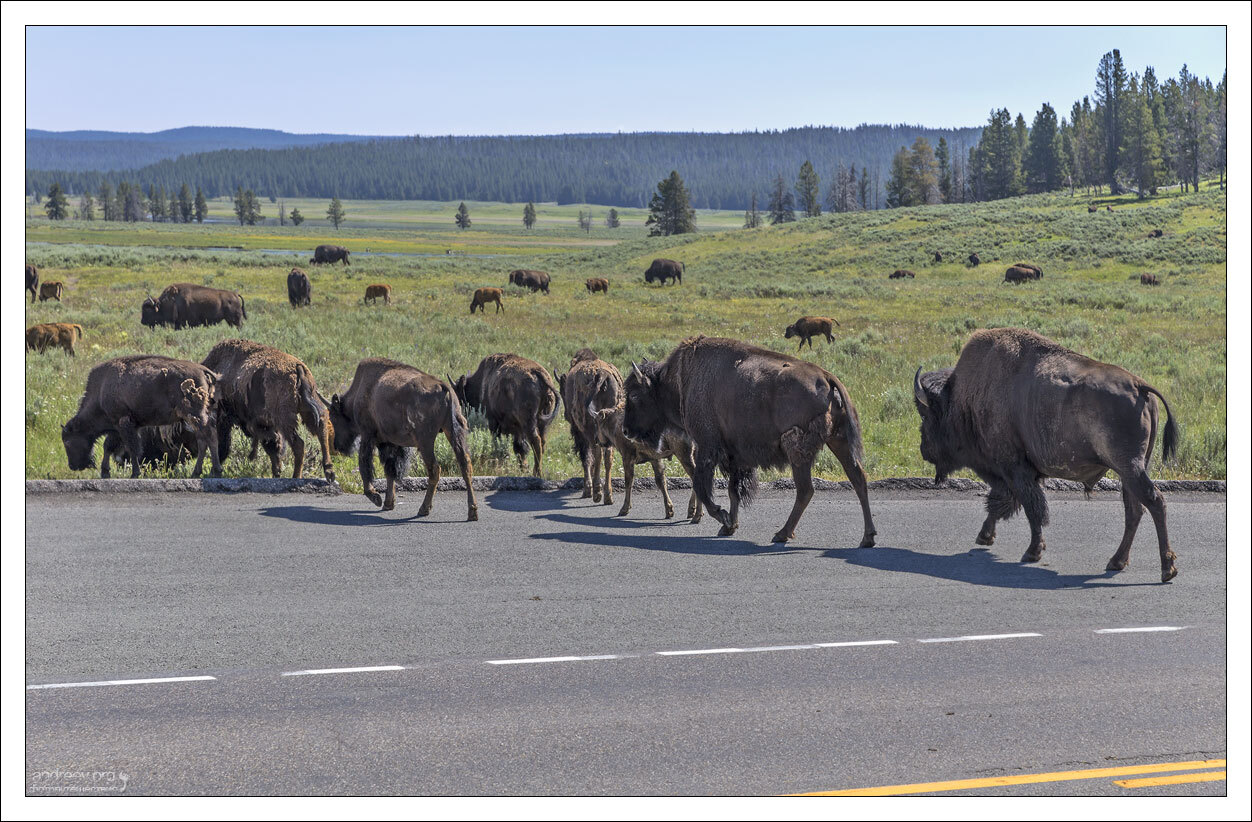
890 269 915 279
509 269 551 293
644 258 684 285
559 349 622 505
364 283 392 305
287 268 312 307
585 277 609 294
141 283 246 329
1140 272 1160 286
38 281 64 301
310 244 350 265
454 353 561 477
26 322 83 356
26 264 38 303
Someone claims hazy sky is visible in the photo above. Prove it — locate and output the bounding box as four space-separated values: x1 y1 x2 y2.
24 25 1228 135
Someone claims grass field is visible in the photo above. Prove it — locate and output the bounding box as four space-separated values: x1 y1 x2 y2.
24 184 1227 488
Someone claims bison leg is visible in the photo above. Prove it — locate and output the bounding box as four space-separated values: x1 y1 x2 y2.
602 446 614 505
444 420 478 522
358 436 383 507
722 465 753 537
589 444 602 502
824 331 834 345
289 430 306 479
653 460 674 519
260 434 283 478
101 433 118 479
529 431 545 478
692 450 729 534
580 438 594 499
1011 470 1049 562
117 418 144 479
826 433 877 548
377 443 410 511
617 454 634 516
773 462 814 544
977 481 1019 545
1123 467 1176 582
674 444 703 523
1106 485 1143 572
191 419 223 478
416 441 439 517
298 391 335 483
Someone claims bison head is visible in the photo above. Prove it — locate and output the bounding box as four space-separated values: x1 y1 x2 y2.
784 324 797 339
451 373 480 411
140 296 161 328
623 360 669 452
327 394 359 456
61 419 98 471
913 367 959 484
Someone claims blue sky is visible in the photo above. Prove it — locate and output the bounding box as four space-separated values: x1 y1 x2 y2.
25 25 1228 135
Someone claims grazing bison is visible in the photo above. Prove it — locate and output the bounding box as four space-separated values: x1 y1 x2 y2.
310 244 350 265
913 327 1179 581
100 423 200 478
968 252 981 266
330 359 477 517
784 316 840 351
559 349 621 504
287 268 312 307
453 353 561 477
1012 262 1043 278
364 283 392 305
1148 229 1164 238
644 258 684 285
509 269 551 294
26 264 38 303
470 287 504 314
1088 205 1099 213
585 277 609 294
38 281 64 302
141 283 246 329
1140 272 1160 286
26 322 83 356
624 336 876 546
890 269 915 279
62 355 223 478
933 251 943 263
1107 205 1114 212
1003 265 1041 283
202 339 336 481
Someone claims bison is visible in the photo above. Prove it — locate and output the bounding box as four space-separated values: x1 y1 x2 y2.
1012 262 1043 278
1003 265 1041 283
38 281 64 302
287 268 312 307
1140 273 1161 286
1149 229 1164 238
364 284 392 305
890 269 915 279
933 251 943 263
624 336 876 546
559 349 621 504
470 287 504 314
453 353 561 477
1088 205 1099 213
913 327 1180 581
585 277 609 294
100 423 200 478
1107 205 1114 212
141 283 246 329
330 358 477 517
784 316 840 351
644 258 684 285
202 339 336 481
62 355 223 478
509 269 551 294
968 252 981 266
26 264 38 303
26 322 83 356
310 244 350 265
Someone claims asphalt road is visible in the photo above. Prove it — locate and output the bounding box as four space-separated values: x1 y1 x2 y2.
25 486 1228 795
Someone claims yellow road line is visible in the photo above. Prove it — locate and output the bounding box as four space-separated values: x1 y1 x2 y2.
793 759 1227 796
1114 770 1226 789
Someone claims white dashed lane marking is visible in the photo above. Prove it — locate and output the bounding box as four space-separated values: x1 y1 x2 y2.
281 665 406 677
26 675 216 691
488 655 623 665
1094 626 1186 634
917 632 1043 644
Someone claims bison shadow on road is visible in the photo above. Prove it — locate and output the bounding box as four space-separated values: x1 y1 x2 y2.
257 504 463 527
530 529 814 557
823 545 1162 589
534 511 693 530
485 490 582 513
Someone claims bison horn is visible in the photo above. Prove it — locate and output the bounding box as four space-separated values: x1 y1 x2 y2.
913 367 929 408
631 361 645 381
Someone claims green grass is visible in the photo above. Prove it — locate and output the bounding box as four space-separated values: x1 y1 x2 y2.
25 184 1227 487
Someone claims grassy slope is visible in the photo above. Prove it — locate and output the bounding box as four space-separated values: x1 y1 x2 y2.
24 184 1226 486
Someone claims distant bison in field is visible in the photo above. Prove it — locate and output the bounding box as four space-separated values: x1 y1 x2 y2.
330 358 477 518
1088 205 1099 213
784 316 840 351
585 277 609 294
1148 229 1164 238
62 355 222 479
890 269 915 279
453 353 561 477
26 264 38 303
287 268 312 307
38 281 64 302
141 283 246 330
1004 265 1042 283
1107 205 1114 212
1012 263 1043 278
644 258 684 285
1140 273 1160 286
933 251 943 263
26 322 83 356
364 283 392 305
509 269 551 293
100 423 200 479
968 252 981 266
310 244 350 265
202 339 336 481
471 286 504 314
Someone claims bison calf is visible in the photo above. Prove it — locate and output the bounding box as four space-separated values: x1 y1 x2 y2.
1140 273 1160 286
364 284 392 305
470 287 504 314
784 316 840 351
585 277 609 294
101 423 200 478
330 358 477 518
38 281 64 301
26 322 83 356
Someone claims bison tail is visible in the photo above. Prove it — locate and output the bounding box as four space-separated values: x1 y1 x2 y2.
831 380 866 467
240 295 248 320
1144 386 1178 463
539 384 562 428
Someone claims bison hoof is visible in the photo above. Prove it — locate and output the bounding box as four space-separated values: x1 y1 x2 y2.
365 491 383 507
690 514 702 525
975 533 995 546
717 524 737 537
1106 556 1129 572
859 534 877 548
616 506 630 517
770 530 792 544
467 507 479 522
381 499 396 512
324 466 336 483
581 489 593 499
1161 565 1178 583
592 492 601 503
603 496 613 506
1021 548 1043 563
664 507 674 519
417 505 432 517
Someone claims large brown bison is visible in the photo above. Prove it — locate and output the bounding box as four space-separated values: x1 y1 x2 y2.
1140 272 1161 286
509 269 551 293
364 284 392 305
1088 205 1099 213
329 358 477 518
62 355 223 478
38 281 64 302
889 269 915 279
1012 262 1043 278
558 349 621 504
287 268 312 307
453 353 561 477
202 339 335 481
784 316 840 351
26 322 83 356
470 287 504 314
141 283 246 329
310 244 350 265
100 423 200 478
1148 229 1164 238
913 327 1179 581
644 258 684 285
585 277 609 294
26 264 38 303
1003 265 1041 283
968 252 981 266
624 336 876 546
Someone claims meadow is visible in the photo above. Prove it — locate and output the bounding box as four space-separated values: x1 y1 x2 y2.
24 184 1227 488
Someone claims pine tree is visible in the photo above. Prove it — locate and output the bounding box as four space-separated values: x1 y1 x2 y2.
1120 75 1163 198
605 208 620 228
234 187 247 225
885 147 911 207
1096 49 1128 192
45 182 70 220
119 182 146 222
743 192 761 228
148 185 166 222
455 201 472 229
234 188 262 225
278 201 287 226
767 174 795 224
858 167 871 210
577 209 593 232
522 201 537 229
193 186 208 223
327 197 346 229
290 207 305 226
936 137 952 203
907 137 940 204
99 182 116 221
645 170 696 236
1026 103 1063 193
796 160 821 217
178 183 193 223
78 190 95 221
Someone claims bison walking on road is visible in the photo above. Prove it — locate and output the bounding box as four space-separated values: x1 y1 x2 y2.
784 316 840 351
62 355 223 478
644 258 684 285
26 264 38 303
330 358 477 517
454 353 561 477
287 268 312 307
141 283 246 329
310 244 350 265
913 327 1180 581
559 349 621 505
470 287 504 314
624 336 876 546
